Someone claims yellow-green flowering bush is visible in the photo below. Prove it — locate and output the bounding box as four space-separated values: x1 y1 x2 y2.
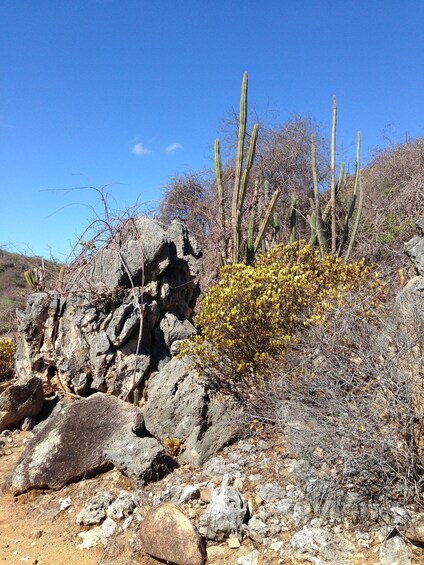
181 241 384 396
0 338 16 379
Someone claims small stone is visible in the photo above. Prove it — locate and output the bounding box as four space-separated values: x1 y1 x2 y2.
237 549 259 565
228 537 241 548
76 491 114 525
256 483 285 503
207 546 233 560
222 473 233 487
59 498 72 512
101 518 117 538
30 530 43 539
254 495 263 506
233 478 244 492
248 474 263 482
244 516 269 543
21 417 36 431
77 527 107 549
404 516 424 544
179 485 201 504
106 492 137 520
270 540 284 552
202 456 231 477
200 489 212 503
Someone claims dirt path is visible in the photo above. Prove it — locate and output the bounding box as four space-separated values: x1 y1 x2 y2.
0 431 103 565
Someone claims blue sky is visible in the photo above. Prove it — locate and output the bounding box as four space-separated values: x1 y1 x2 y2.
1 0 423 260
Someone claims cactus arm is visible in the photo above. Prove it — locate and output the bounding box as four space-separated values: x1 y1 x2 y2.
24 270 38 291
238 123 259 211
323 162 345 223
289 192 298 244
246 212 256 265
311 134 328 252
308 212 317 246
345 132 363 261
232 72 248 263
214 138 227 263
58 266 65 291
330 95 337 253
254 189 280 254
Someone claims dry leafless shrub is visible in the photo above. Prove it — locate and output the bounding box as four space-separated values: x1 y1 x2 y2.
247 291 424 508
353 137 424 285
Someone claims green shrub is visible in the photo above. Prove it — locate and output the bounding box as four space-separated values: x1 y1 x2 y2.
0 338 16 380
181 241 384 397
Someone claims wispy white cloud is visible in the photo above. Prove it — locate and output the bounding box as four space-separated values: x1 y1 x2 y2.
165 142 183 153
132 142 151 156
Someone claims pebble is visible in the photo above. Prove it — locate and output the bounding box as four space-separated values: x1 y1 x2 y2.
228 537 241 548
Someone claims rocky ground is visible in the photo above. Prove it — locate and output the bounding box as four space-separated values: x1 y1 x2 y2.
2 426 424 565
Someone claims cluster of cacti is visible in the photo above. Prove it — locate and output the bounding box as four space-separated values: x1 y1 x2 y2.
24 260 45 292
24 262 65 292
214 72 280 265
214 77 363 267
309 96 363 260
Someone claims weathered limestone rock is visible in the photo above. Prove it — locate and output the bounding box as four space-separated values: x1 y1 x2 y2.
0 377 44 432
403 515 424 544
199 484 247 541
7 393 174 494
76 491 115 525
143 356 242 466
14 218 201 396
284 526 356 564
379 536 412 565
405 217 424 278
139 503 207 565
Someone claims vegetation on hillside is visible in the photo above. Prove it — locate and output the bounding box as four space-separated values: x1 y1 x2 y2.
181 241 385 399
0 250 60 335
177 74 424 508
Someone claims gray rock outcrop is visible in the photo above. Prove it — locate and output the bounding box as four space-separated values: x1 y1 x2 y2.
7 393 174 494
14 218 201 397
405 216 424 291
143 356 243 466
0 377 44 432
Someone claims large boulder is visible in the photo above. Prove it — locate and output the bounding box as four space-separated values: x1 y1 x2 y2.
139 503 207 565
7 393 174 495
143 356 243 466
14 218 201 397
0 377 44 432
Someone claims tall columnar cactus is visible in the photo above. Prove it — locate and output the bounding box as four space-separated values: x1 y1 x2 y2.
310 97 363 259
344 132 363 260
215 72 280 266
330 95 337 254
214 138 227 265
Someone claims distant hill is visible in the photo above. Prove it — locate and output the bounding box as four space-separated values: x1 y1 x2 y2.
0 250 60 335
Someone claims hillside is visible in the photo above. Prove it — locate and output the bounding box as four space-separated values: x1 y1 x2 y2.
0 250 60 335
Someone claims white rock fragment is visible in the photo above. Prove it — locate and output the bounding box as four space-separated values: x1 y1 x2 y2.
59 497 72 511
